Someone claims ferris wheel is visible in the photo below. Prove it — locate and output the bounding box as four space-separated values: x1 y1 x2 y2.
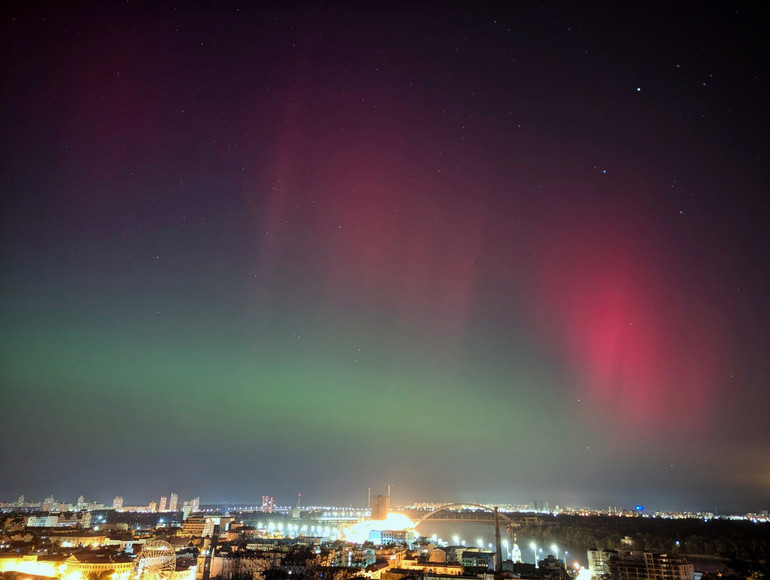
136 540 176 580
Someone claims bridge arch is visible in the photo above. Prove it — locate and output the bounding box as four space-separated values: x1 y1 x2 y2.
413 503 513 527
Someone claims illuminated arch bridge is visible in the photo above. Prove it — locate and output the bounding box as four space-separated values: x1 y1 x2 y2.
412 503 514 526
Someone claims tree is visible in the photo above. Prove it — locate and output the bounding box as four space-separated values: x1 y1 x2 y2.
87 568 115 580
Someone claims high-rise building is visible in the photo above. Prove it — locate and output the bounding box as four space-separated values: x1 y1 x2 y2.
159 496 168 511
169 493 178 511
113 496 124 510
371 495 389 520
529 500 549 513
261 496 274 513
77 495 84 507
42 495 55 512
150 501 158 512
588 549 694 580
191 497 200 512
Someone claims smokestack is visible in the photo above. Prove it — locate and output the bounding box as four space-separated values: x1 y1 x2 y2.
494 506 502 573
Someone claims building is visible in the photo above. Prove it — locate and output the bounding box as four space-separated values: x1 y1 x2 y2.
61 552 135 580
371 495 390 520
399 559 464 576
528 501 549 513
113 496 124 510
460 549 496 571
56 512 92 528
180 516 233 538
369 529 416 548
195 552 279 580
26 514 59 527
261 496 274 513
160 496 168 512
588 549 694 580
170 493 179 511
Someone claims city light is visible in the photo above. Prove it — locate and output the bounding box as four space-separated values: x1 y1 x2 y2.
342 512 415 544
530 542 538 568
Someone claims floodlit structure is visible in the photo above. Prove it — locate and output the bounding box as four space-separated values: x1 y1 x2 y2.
344 512 417 547
136 540 177 580
61 553 135 580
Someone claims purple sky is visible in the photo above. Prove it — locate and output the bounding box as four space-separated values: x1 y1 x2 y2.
1 2 768 512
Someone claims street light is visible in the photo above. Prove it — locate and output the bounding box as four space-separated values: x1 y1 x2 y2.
564 551 569 570
551 544 559 561
530 542 538 568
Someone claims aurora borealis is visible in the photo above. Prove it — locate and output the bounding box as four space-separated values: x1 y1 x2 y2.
1 3 768 512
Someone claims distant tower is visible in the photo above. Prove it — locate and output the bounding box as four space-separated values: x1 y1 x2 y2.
169 493 179 511
291 493 302 520
191 497 200 512
159 496 168 511
77 495 85 507
261 496 274 513
150 501 158 513
494 507 503 572
113 496 124 510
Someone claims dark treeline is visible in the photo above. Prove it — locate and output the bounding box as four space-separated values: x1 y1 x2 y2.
513 514 769 576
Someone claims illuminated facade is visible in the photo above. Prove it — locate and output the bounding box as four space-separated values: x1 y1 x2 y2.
368 529 416 547
169 493 179 511
61 554 135 580
27 514 60 527
179 515 232 538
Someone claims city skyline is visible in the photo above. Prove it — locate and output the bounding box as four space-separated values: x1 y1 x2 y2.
5 490 767 520
2 3 768 513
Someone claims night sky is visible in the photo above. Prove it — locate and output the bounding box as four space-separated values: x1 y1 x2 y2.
2 2 768 513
